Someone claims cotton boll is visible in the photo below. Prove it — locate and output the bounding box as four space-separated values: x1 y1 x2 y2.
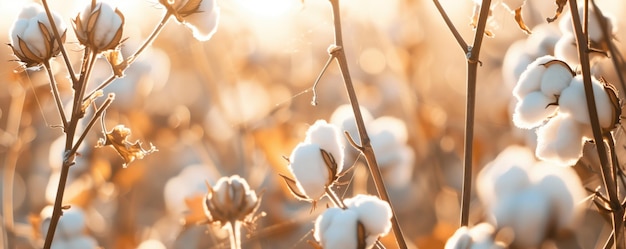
445 223 504 249
540 62 573 97
50 239 69 249
66 236 98 249
501 0 526 11
58 207 86 237
288 143 328 200
384 146 415 188
494 187 551 248
182 0 220 41
513 91 557 129
536 115 585 166
513 56 555 99
477 145 534 206
305 120 345 172
330 104 374 148
502 40 533 88
344 195 393 237
558 11 573 35
163 164 213 215
554 35 579 66
525 24 561 56
445 226 472 249
531 164 585 229
314 208 359 249
559 76 615 128
369 117 408 144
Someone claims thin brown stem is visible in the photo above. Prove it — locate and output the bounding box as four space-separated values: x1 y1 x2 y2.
432 0 469 53
459 0 491 227
327 0 406 248
40 0 77 83
84 11 172 102
325 186 346 209
568 0 624 248
44 62 68 128
69 95 114 157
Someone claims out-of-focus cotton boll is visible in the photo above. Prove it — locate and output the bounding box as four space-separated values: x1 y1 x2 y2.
558 76 615 129
445 223 505 249
524 24 560 56
536 114 586 166
163 164 214 215
512 91 557 129
554 34 579 66
330 104 374 153
344 195 393 237
558 6 615 42
476 145 533 208
65 236 98 249
502 40 534 88
182 0 220 41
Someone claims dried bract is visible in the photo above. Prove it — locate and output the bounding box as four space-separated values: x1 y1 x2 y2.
96 124 157 168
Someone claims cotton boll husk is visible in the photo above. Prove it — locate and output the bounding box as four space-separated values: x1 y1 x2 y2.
305 120 345 172
288 143 328 200
183 0 220 41
315 208 359 249
513 91 557 129
344 195 393 236
554 35 579 66
540 63 573 97
502 40 533 88
558 76 614 128
66 236 98 249
536 115 585 166
513 56 555 99
85 2 123 49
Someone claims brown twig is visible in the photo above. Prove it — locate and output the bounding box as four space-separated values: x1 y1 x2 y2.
432 0 491 227
40 0 77 83
44 62 68 128
324 0 407 247
568 0 625 248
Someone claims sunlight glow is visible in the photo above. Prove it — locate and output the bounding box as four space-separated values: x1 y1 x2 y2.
236 0 297 18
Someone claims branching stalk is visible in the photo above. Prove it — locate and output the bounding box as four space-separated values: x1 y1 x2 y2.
325 0 407 247
568 0 625 248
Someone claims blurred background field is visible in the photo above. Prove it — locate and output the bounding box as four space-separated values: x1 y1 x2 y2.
1 0 626 248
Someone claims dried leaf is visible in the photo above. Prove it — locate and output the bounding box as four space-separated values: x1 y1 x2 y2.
104 49 127 77
320 149 337 184
279 174 309 201
514 7 532 34
600 78 621 131
96 124 157 168
183 194 210 226
81 90 103 113
357 221 367 249
547 0 567 23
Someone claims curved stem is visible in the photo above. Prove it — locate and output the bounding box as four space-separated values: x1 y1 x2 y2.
84 11 172 102
40 0 77 83
44 62 68 128
325 187 346 209
229 221 242 249
327 0 406 248
568 0 624 248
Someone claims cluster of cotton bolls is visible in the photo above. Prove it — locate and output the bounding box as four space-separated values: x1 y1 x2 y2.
286 120 345 202
40 206 98 249
554 5 615 66
471 146 584 248
330 105 414 188
314 194 392 249
512 55 619 166
445 223 505 249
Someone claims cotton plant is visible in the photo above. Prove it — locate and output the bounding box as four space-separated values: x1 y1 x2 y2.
511 55 620 166
554 5 616 66
313 195 392 249
39 206 98 249
7 0 222 248
281 120 346 207
445 223 505 249
474 145 585 248
330 104 415 189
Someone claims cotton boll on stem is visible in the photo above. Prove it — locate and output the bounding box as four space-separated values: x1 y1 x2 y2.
314 208 359 249
540 61 573 97
305 120 345 172
536 115 585 166
288 143 328 200
513 55 555 99
330 104 374 148
513 91 557 129
493 187 551 248
558 76 615 128
344 195 393 237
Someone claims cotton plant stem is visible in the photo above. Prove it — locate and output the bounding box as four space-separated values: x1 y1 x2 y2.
568 1 625 248
44 62 68 127
325 187 347 209
2 82 25 249
84 11 173 102
229 221 242 249
326 1 407 248
40 0 77 83
432 0 469 54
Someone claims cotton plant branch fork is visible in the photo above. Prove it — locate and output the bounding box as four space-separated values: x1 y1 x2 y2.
432 0 492 227
567 0 625 248
308 0 408 247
